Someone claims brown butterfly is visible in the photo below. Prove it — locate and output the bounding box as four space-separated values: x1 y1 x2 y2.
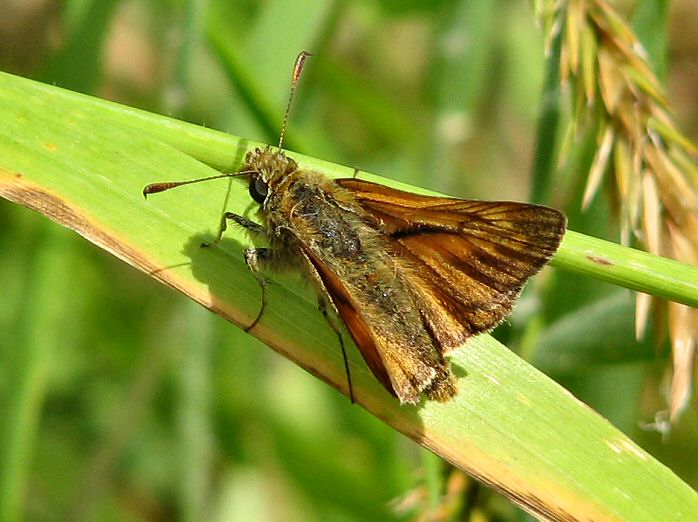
144 52 567 404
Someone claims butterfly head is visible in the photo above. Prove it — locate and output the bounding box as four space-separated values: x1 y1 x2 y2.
243 147 298 205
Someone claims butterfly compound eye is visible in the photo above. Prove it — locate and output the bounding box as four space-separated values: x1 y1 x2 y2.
249 175 268 204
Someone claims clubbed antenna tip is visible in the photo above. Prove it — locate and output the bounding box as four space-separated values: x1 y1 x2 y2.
278 51 312 149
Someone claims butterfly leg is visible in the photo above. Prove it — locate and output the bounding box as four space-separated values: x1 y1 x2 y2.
242 247 271 332
318 297 354 403
200 212 271 331
202 212 266 248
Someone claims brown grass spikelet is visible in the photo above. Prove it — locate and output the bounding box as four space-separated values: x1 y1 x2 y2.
535 0 698 422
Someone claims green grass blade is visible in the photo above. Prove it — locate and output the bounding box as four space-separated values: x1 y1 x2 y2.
1 72 697 520
552 230 698 308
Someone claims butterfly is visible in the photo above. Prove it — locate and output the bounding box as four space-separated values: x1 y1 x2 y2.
144 52 567 404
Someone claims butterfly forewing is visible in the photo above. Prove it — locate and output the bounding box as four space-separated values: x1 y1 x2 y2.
337 178 567 350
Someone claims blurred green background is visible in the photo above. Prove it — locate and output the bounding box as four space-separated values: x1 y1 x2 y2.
1 1 697 520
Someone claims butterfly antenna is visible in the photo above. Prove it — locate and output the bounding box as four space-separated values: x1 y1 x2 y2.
278 50 312 149
142 171 251 198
